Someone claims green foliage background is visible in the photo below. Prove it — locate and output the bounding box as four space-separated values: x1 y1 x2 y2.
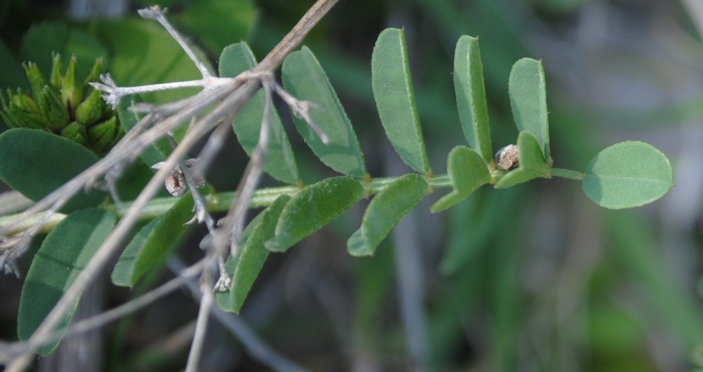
0 0 700 370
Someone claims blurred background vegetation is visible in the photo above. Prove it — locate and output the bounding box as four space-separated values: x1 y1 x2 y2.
2 0 703 370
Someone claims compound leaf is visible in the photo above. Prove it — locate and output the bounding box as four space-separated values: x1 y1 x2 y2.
18 208 115 354
348 174 428 256
282 47 367 178
372 28 431 174
266 177 364 252
583 141 673 209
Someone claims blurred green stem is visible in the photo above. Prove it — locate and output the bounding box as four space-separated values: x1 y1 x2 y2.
549 167 584 180
0 173 454 234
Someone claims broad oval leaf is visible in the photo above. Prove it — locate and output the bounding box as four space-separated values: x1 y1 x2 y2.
18 208 115 354
225 195 291 313
219 42 300 184
266 177 364 252
494 131 549 189
372 28 431 174
508 58 550 161
348 174 428 257
583 141 672 209
282 47 367 178
111 193 195 287
454 36 492 163
431 146 490 213
0 128 104 212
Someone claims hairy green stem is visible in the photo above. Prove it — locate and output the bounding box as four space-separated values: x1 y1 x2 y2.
0 174 454 234
549 167 584 180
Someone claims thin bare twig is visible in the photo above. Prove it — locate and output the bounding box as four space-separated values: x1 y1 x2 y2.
168 259 307 372
3 0 339 369
185 271 215 372
0 260 206 363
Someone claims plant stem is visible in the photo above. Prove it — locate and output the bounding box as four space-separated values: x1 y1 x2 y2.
0 174 456 234
549 167 584 181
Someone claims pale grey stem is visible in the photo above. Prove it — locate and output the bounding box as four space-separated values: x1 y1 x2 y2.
6 81 257 372
272 82 329 144
256 0 339 72
0 191 32 216
138 6 212 79
101 79 205 95
165 134 215 231
0 260 206 363
5 0 339 367
168 259 307 372
185 271 215 372
1 85 228 231
0 85 231 265
225 79 273 260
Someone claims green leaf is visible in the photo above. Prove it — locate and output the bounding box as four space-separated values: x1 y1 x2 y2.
215 205 271 312
18 208 115 354
453 36 492 163
20 22 108 80
0 39 28 92
494 131 549 189
348 174 428 256
282 47 367 178
583 141 673 209
0 128 104 212
219 42 300 184
431 146 490 213
177 0 255 55
372 28 431 174
111 193 195 287
266 177 364 251
508 58 550 161
116 97 169 167
228 195 291 312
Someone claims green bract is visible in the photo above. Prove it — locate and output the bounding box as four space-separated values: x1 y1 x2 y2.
1 54 123 154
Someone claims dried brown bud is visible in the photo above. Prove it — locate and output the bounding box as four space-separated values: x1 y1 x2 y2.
152 159 205 197
495 144 519 171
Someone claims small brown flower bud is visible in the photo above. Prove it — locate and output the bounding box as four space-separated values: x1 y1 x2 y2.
495 144 519 171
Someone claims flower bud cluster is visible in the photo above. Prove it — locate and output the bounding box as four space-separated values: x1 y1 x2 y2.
0 53 124 154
